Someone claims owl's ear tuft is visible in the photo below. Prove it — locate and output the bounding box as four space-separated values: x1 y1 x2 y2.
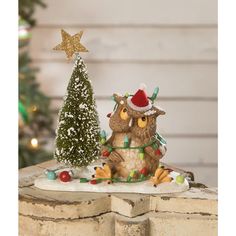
113 93 123 103
154 106 166 116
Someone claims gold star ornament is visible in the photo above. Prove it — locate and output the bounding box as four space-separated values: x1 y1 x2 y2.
53 29 88 59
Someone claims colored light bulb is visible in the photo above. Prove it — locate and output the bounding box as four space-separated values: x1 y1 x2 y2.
124 135 129 148
139 152 145 160
100 130 106 138
151 87 159 101
100 138 106 144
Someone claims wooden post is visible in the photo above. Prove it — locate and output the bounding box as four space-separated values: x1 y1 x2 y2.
19 160 217 236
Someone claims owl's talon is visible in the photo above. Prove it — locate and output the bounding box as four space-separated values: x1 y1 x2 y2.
93 164 112 180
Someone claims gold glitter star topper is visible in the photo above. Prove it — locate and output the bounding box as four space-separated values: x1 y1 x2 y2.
53 29 88 59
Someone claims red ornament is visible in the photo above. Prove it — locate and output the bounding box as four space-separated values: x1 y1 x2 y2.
90 179 97 184
102 150 110 157
155 149 162 156
59 171 71 182
140 167 148 176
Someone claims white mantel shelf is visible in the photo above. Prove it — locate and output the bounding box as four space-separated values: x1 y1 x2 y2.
19 160 217 236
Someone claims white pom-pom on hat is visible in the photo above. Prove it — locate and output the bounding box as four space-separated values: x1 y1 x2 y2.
139 83 147 91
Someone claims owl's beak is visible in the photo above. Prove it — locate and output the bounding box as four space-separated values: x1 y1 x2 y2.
107 112 112 118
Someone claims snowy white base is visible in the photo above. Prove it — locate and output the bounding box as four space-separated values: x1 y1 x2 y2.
35 177 189 194
34 162 189 194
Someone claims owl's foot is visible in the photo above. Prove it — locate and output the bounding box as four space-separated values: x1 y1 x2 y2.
150 167 173 187
92 163 112 184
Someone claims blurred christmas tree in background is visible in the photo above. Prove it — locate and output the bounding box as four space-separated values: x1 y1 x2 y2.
19 0 54 168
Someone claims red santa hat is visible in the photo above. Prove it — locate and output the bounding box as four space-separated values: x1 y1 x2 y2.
127 83 152 112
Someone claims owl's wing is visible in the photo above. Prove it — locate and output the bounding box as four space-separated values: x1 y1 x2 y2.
144 146 158 160
100 133 115 153
108 151 124 163
144 143 166 160
105 133 115 145
102 132 124 163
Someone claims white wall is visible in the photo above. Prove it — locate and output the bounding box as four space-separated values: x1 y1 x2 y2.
31 0 217 186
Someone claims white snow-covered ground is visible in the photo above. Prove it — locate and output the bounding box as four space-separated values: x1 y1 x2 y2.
34 163 189 194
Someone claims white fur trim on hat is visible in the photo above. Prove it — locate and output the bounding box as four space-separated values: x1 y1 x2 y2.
144 109 157 116
127 97 152 112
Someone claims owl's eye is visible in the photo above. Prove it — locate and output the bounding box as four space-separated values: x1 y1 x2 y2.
120 107 129 120
138 116 148 128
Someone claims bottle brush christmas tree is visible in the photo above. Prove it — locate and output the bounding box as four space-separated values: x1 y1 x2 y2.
54 30 101 167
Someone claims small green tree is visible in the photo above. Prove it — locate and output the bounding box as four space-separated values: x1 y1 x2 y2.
54 55 101 167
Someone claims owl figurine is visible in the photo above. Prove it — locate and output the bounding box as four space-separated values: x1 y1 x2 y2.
102 93 132 164
101 84 167 180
